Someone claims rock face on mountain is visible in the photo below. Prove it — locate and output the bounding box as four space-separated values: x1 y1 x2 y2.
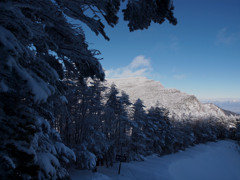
106 77 231 120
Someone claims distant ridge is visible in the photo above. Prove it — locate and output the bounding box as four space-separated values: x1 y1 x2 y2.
200 99 240 114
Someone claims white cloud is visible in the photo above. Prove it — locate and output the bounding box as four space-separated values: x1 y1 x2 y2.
173 74 186 80
105 56 152 79
169 36 179 51
216 28 240 45
129 56 151 69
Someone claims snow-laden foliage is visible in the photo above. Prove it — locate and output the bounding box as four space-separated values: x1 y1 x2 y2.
74 144 97 170
0 0 123 178
236 119 240 140
130 99 147 160
123 0 177 31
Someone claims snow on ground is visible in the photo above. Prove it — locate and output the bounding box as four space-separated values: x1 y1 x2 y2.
70 140 240 180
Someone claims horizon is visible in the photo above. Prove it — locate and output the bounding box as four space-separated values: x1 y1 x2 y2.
83 0 240 100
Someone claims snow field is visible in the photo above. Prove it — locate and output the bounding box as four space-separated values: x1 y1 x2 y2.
70 140 240 180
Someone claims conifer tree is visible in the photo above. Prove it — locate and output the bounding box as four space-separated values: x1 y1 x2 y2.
130 99 147 160
117 91 132 155
0 0 177 178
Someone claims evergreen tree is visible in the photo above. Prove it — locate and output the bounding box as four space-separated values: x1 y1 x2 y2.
0 0 177 178
159 108 176 154
130 99 147 160
102 83 120 166
118 91 132 156
0 2 77 178
145 106 167 155
236 118 240 141
123 0 177 31
72 79 108 170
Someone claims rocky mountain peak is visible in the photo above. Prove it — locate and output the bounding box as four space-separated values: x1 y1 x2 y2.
106 77 237 120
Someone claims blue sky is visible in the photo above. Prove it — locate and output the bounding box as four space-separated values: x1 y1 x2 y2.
84 0 240 99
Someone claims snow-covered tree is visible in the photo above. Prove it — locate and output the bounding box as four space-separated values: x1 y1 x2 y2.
130 99 147 160
103 84 119 139
0 2 76 178
236 118 240 141
172 120 195 151
145 106 170 155
0 0 177 178
123 0 177 31
68 79 108 170
114 91 132 158
101 84 120 166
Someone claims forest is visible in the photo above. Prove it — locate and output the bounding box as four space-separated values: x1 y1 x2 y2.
0 0 239 179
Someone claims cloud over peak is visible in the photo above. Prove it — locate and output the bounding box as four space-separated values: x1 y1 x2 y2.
130 56 151 69
105 56 152 79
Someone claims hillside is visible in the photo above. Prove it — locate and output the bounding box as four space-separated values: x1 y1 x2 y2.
201 99 240 114
106 77 236 120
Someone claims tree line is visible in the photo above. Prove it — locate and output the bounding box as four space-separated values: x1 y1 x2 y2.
54 77 240 171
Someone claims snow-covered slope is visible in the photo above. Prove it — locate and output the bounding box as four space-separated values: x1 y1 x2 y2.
200 98 240 114
70 140 240 180
106 77 234 119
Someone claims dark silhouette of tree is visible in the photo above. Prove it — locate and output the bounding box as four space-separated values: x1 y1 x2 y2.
0 0 177 178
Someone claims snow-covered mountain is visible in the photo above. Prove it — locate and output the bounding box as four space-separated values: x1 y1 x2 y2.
106 77 237 120
200 99 240 114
